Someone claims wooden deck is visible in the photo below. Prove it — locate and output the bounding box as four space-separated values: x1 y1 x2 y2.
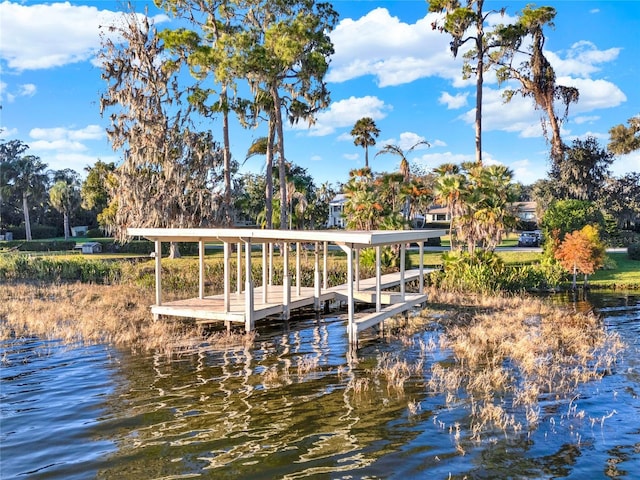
153 269 434 341
152 286 336 324
127 228 445 346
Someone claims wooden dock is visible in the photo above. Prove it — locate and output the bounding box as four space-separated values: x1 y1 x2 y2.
127 228 445 346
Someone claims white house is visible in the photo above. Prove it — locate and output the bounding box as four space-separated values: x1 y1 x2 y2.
327 194 347 228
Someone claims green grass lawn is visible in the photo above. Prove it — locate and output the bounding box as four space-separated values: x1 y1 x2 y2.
590 253 640 289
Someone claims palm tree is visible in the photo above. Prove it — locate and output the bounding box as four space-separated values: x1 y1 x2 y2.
434 165 466 251
285 180 307 229
376 140 430 220
350 117 380 168
11 155 48 241
49 180 81 240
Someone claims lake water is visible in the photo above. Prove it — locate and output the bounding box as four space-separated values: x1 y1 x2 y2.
1 293 639 479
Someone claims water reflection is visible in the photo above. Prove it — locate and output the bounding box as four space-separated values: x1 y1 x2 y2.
1 294 638 479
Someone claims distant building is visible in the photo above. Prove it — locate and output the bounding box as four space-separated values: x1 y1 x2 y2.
424 202 538 226
514 202 538 225
80 242 102 254
424 206 450 223
327 194 347 228
71 226 88 237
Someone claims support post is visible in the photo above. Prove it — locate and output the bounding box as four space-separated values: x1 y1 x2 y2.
154 240 162 307
283 242 290 320
355 248 360 292
347 245 356 345
375 245 382 313
314 242 321 311
223 241 230 312
418 241 424 293
198 240 205 299
296 242 301 297
323 241 328 290
269 242 274 285
236 242 242 294
400 242 406 301
244 239 254 332
262 242 268 304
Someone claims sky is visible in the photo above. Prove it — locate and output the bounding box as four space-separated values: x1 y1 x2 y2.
1 0 638 189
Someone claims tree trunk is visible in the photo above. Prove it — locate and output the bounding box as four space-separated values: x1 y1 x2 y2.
265 120 275 229
364 144 369 168
169 242 181 259
546 97 564 165
572 264 577 290
22 193 32 241
475 20 484 165
63 212 70 240
222 88 232 227
272 86 287 230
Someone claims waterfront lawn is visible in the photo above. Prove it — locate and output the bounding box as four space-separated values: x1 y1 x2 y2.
590 253 640 289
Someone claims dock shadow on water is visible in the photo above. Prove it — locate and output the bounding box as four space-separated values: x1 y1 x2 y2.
1 292 639 479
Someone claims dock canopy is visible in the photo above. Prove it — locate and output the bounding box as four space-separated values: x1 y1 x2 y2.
127 227 446 346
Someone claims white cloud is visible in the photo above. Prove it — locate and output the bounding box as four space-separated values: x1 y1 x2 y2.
456 73 625 140
0 126 19 137
21 124 111 175
45 152 119 176
547 41 621 78
610 152 640 178
0 80 36 102
573 115 600 125
559 77 626 112
439 91 468 109
431 139 447 148
0 1 169 71
18 83 36 97
292 95 391 136
30 125 104 142
380 132 431 151
343 153 359 161
414 151 475 171
327 8 462 87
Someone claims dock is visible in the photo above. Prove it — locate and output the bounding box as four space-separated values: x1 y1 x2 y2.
127 228 445 346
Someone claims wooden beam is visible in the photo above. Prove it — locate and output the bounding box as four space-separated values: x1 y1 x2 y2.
375 245 381 313
323 241 328 290
400 243 406 301
154 240 162 307
223 242 230 312
244 238 254 332
198 240 205 299
262 242 268 304
236 242 241 295
296 242 301 297
314 242 321 310
283 242 290 320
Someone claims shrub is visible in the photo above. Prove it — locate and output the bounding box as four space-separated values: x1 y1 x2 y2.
86 228 104 238
0 254 121 283
8 224 59 240
18 240 76 252
629 243 640 261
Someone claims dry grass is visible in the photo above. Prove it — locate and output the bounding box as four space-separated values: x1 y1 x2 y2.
0 282 254 356
413 288 625 441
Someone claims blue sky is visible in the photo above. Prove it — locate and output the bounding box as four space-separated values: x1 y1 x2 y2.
1 0 638 189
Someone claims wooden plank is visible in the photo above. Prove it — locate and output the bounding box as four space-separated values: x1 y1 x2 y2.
354 294 427 333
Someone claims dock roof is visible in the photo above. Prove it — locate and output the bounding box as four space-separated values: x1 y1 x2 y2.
127 228 445 248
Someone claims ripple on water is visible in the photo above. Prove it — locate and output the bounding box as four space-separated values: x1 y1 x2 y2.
0 338 118 479
1 295 639 479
